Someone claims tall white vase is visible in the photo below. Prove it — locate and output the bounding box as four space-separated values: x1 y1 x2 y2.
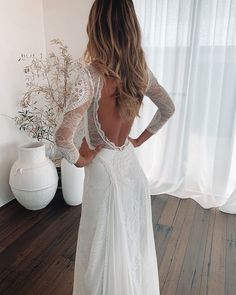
9 142 58 210
61 158 84 206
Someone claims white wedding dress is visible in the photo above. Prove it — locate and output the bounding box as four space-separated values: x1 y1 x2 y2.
54 59 175 295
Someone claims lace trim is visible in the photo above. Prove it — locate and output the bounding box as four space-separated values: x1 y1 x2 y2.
84 110 96 150
93 75 130 151
65 62 94 113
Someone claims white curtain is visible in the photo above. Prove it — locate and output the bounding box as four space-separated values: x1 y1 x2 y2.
130 0 236 210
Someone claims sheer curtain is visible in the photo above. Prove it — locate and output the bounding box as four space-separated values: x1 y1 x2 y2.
130 0 236 210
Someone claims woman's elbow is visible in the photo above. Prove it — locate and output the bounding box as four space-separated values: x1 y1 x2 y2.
170 101 175 116
166 100 175 118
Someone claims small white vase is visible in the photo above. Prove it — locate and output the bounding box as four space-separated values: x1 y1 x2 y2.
9 142 58 210
61 158 84 206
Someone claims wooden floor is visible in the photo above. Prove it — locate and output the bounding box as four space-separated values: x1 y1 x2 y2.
0 191 235 295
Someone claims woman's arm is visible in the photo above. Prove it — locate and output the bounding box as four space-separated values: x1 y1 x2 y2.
54 100 92 166
136 68 175 146
54 64 94 166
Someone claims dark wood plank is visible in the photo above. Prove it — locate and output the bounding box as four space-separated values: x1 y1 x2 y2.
0 191 80 295
199 207 216 295
4 218 79 295
153 195 180 265
0 202 22 224
158 195 180 227
207 209 227 295
2 207 79 272
159 198 197 294
225 210 236 295
155 223 173 265
19 256 73 295
151 193 169 226
175 205 211 294
47 257 74 295
0 206 50 251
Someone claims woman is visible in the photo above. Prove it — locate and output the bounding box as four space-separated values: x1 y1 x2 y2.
54 0 175 294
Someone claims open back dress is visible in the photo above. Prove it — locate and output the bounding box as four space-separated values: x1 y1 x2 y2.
54 59 175 295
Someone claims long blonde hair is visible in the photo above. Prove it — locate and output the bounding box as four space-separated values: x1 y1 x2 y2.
84 0 149 121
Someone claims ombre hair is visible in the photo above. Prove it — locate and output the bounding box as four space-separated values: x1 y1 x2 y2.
84 0 149 121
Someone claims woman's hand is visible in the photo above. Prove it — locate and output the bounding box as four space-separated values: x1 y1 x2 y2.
128 129 155 147
74 137 105 167
128 136 141 148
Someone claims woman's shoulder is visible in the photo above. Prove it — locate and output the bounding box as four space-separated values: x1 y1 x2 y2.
74 58 101 95
74 57 91 78
65 59 96 113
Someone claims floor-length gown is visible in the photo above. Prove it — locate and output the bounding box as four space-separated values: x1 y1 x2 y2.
54 60 175 295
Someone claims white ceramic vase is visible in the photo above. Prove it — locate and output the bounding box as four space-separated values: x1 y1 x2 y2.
9 142 58 210
61 158 84 206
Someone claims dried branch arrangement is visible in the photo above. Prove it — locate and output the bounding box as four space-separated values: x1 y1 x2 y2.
13 38 80 164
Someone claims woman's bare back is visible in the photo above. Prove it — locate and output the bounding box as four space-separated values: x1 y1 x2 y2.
97 78 135 147
55 64 175 165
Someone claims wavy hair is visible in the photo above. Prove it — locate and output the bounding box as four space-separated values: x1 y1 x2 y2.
84 0 149 121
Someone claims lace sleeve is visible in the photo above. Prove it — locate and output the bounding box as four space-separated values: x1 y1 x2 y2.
145 67 175 134
54 64 94 165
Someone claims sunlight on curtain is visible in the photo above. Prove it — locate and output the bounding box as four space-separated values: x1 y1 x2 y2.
131 0 236 209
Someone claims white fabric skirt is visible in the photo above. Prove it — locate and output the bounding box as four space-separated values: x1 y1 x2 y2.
72 141 160 295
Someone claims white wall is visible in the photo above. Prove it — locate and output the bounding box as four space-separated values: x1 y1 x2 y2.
42 0 93 58
0 0 46 206
0 0 92 207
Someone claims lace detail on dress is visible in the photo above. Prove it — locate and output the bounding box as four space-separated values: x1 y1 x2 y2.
54 61 175 165
54 100 92 164
74 117 86 150
54 61 94 165
93 76 130 151
145 68 175 134
65 62 94 113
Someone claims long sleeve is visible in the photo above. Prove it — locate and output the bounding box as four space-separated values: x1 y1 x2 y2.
54 64 94 165
145 67 175 134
